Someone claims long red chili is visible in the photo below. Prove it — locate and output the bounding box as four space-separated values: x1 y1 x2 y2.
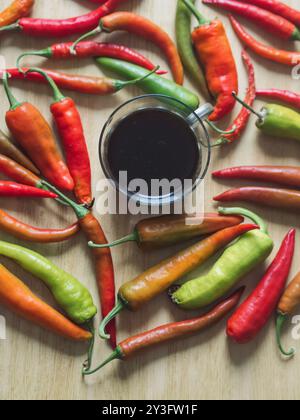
17 42 166 74
213 166 300 188
83 287 244 375
27 68 92 206
0 181 57 198
256 89 300 111
238 0 300 27
0 154 42 187
203 0 300 41
215 50 256 145
0 0 126 37
230 15 300 66
3 68 151 95
227 229 295 344
71 12 184 85
214 186 300 212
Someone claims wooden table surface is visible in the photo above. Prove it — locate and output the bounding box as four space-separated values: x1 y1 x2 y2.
0 0 300 401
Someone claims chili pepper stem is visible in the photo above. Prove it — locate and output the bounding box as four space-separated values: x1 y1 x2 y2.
276 313 296 358
232 91 262 120
88 231 139 249
70 24 103 55
2 72 21 110
182 0 210 25
83 320 96 372
17 49 51 72
205 119 237 135
25 68 65 102
0 22 20 32
113 66 160 91
82 346 123 376
218 206 268 233
41 180 89 219
99 298 125 340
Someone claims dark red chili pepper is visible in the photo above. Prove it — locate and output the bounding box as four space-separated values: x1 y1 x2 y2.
203 0 300 41
2 73 74 191
83 287 244 375
213 165 300 188
3 68 155 96
17 42 166 75
256 89 300 111
0 181 57 198
0 0 126 37
227 229 295 344
230 15 300 66
0 153 42 187
214 186 300 212
215 50 256 145
71 12 184 85
239 0 300 27
27 68 92 206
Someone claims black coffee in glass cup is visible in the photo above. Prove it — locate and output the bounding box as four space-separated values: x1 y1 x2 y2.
99 94 212 207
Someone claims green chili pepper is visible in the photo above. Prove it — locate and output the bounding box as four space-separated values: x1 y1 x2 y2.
96 57 200 110
176 0 210 99
171 207 274 310
0 241 97 324
234 93 300 142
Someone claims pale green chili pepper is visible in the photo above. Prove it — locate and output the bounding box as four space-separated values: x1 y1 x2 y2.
171 207 274 310
0 241 97 324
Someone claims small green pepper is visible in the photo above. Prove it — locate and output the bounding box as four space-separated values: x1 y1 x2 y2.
0 241 97 324
234 93 300 142
171 208 274 310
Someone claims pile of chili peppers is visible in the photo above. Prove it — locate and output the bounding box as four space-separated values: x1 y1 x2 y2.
0 0 300 380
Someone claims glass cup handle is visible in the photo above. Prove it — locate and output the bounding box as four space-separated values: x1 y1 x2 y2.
186 103 214 128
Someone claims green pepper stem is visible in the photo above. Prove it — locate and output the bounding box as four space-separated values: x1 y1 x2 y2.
115 66 160 91
218 206 268 234
99 298 125 340
70 23 103 55
25 68 65 103
82 346 123 376
17 49 52 74
41 180 89 219
232 91 263 121
205 119 237 135
1 72 22 110
182 0 210 25
88 230 139 249
276 313 296 358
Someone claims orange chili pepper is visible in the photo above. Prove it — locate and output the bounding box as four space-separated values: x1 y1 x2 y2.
230 15 300 66
183 0 238 121
0 0 34 28
0 264 92 341
71 12 184 85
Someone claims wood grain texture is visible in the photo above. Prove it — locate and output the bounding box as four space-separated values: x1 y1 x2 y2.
0 0 300 400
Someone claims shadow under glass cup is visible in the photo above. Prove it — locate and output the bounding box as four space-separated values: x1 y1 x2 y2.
99 94 212 207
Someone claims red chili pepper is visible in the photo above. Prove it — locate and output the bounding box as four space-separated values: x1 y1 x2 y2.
230 15 300 66
17 42 166 75
2 73 74 191
213 165 300 188
238 0 300 28
203 0 300 41
71 12 184 85
0 181 57 198
214 186 300 212
256 89 300 111
3 68 154 96
83 287 244 375
183 0 238 121
27 68 92 206
227 229 295 344
215 50 256 145
0 153 42 187
0 0 126 37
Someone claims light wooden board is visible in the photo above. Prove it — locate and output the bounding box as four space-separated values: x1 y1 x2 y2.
0 0 300 401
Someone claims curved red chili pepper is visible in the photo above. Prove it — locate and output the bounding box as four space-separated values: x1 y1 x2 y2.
216 50 256 145
203 0 300 41
0 181 57 198
0 0 126 37
227 229 295 344
240 0 300 27
256 89 300 111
